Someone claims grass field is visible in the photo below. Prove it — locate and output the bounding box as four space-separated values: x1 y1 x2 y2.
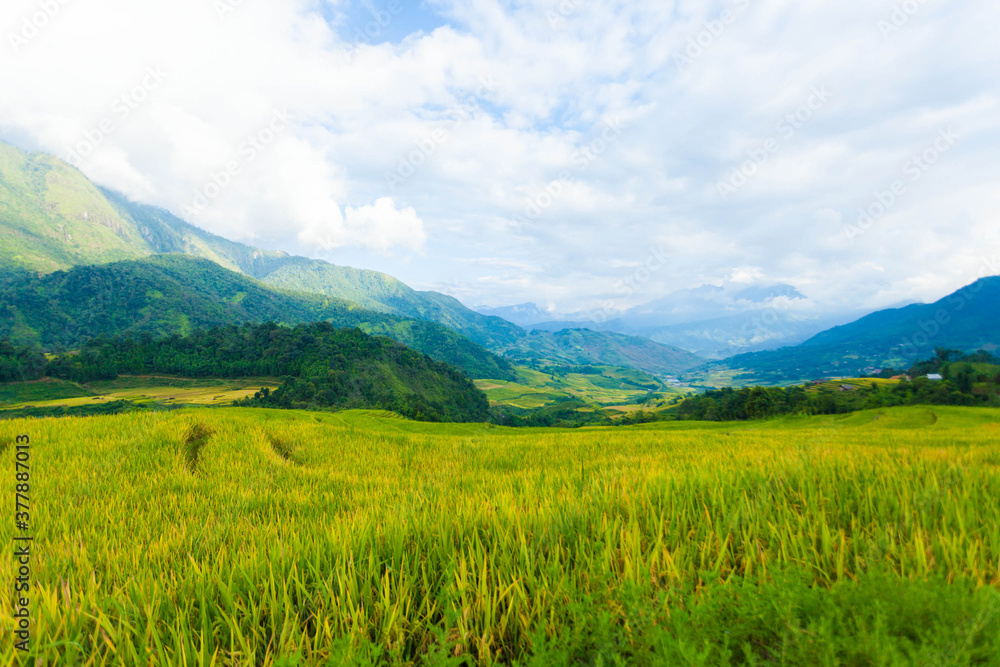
1 406 999 665
0 376 278 410
476 365 691 413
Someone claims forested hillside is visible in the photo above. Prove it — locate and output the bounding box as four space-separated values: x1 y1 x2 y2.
37 322 489 422
675 350 1000 421
0 254 516 380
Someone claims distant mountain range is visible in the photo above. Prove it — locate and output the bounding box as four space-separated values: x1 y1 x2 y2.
480 283 861 358
505 328 705 377
694 277 1000 383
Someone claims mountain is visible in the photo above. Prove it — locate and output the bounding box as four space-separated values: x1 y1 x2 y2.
504 328 705 378
102 188 524 351
0 254 516 380
0 140 521 350
0 139 706 377
699 277 1000 383
521 281 852 358
0 141 150 272
800 279 997 351
638 310 848 358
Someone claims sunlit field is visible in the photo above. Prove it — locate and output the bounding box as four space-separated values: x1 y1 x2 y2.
0 376 277 410
2 406 999 665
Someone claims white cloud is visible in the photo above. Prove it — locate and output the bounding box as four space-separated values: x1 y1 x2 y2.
342 197 426 253
0 0 997 313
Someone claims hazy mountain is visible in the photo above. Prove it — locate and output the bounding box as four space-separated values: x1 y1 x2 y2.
504 329 705 378
519 281 845 357
697 277 1000 383
642 310 849 358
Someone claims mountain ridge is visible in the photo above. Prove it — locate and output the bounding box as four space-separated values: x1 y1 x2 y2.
694 276 1000 383
0 139 522 351
0 254 518 380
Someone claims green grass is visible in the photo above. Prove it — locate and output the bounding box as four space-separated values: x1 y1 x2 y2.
477 365 691 413
1 405 999 664
0 375 279 410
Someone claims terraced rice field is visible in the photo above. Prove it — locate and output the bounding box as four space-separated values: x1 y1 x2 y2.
1 406 998 664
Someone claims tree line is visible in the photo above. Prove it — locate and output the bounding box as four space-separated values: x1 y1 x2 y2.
674 349 1000 421
1 322 489 423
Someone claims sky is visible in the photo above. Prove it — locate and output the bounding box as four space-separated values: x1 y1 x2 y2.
1 0 998 318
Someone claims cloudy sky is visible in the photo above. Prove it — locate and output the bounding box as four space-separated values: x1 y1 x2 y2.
1 0 998 316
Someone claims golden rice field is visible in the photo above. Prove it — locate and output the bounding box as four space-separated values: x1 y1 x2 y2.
1 406 999 665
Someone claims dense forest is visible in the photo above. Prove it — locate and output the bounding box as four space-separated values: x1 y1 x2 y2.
2 323 489 423
675 349 1000 421
0 255 516 380
0 338 46 383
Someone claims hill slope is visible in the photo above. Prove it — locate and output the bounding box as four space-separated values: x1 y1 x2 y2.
0 254 516 380
0 141 150 272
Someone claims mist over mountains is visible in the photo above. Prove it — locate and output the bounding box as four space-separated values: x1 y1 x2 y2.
478 282 869 359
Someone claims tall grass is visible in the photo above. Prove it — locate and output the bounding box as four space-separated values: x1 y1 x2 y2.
1 406 998 665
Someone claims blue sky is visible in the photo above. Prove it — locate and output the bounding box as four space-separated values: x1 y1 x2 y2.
1 0 998 318
323 1 447 46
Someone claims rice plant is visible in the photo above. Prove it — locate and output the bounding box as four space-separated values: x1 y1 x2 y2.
1 406 998 665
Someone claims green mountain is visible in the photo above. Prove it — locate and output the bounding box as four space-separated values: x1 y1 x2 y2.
0 141 150 271
0 140 521 350
700 277 1000 383
0 254 516 380
506 328 706 378
0 139 706 377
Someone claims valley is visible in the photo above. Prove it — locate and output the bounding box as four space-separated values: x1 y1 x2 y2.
2 5 997 664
